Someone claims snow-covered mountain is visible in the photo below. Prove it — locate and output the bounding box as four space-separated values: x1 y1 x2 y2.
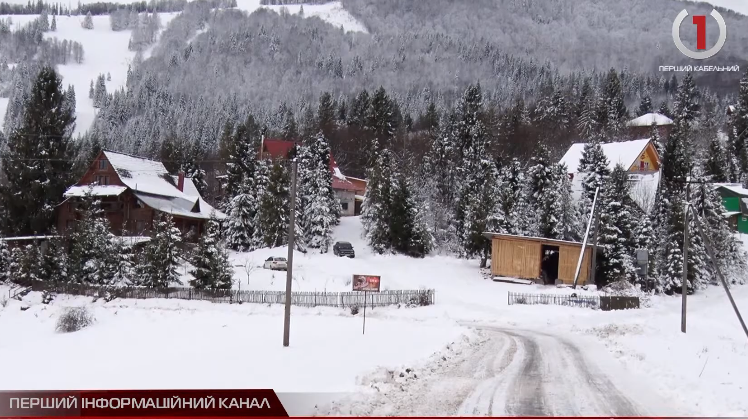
0 1 366 135
676 0 748 16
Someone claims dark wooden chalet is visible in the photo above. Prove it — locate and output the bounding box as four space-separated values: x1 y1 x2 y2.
56 150 226 239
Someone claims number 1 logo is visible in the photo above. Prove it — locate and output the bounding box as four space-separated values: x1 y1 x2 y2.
672 9 727 60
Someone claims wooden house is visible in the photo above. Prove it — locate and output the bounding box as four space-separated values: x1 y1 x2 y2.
56 151 226 239
482 233 594 285
559 138 661 212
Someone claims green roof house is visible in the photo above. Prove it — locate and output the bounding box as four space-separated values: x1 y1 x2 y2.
714 183 748 234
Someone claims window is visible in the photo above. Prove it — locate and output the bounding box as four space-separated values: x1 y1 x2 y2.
341 202 349 210
96 175 109 185
99 159 107 170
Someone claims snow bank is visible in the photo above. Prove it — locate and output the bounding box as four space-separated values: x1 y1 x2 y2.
0 286 466 392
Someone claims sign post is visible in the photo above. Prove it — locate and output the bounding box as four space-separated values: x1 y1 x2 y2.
352 275 381 335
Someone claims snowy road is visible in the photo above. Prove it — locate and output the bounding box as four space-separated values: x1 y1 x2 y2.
323 325 681 416
456 327 646 416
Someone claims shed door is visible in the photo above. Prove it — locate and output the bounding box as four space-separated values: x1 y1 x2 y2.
558 246 590 285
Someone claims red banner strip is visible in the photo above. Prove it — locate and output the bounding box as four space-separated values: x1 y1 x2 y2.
0 390 288 417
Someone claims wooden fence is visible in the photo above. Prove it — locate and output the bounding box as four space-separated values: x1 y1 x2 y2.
21 280 435 308
507 292 640 311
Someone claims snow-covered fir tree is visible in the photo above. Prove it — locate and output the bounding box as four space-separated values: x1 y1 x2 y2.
51 14 56 31
691 178 747 285
0 66 75 236
599 68 628 135
597 164 638 285
89 80 94 99
702 136 728 183
0 237 10 283
40 231 68 283
577 138 610 213
227 177 261 252
135 213 183 288
297 132 336 252
93 74 107 108
259 160 290 248
389 171 433 258
190 214 234 291
67 194 117 285
496 158 530 235
637 96 653 116
38 10 49 31
11 245 41 284
81 12 93 29
361 141 393 254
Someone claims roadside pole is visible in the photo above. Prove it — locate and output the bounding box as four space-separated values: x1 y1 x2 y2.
283 159 298 347
681 177 690 334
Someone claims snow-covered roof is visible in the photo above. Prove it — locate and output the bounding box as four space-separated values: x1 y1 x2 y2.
104 150 182 198
333 166 347 181
102 151 226 220
724 211 742 218
715 183 748 197
626 113 673 127
559 138 653 174
355 195 365 201
63 185 127 198
482 232 589 247
134 192 226 220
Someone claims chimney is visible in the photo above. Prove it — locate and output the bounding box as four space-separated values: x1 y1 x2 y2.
177 172 185 192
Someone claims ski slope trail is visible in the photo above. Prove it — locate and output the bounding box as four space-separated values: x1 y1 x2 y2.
322 325 688 416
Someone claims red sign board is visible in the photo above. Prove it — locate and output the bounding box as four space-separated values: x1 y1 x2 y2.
352 275 380 292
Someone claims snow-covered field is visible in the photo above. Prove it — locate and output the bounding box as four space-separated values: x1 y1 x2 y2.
1 217 747 415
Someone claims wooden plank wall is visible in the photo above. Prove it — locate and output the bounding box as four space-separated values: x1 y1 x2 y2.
492 238 541 280
558 246 591 284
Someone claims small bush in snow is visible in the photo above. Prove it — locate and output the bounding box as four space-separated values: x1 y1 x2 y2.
41 291 54 304
349 304 360 315
56 307 95 333
0 295 8 308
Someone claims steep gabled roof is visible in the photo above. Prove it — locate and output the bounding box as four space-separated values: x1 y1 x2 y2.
262 139 297 160
559 138 653 173
627 113 673 127
96 150 226 220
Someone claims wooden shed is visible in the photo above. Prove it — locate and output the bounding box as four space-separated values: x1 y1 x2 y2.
482 233 594 285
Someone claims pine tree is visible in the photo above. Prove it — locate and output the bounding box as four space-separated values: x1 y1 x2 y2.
39 230 68 283
259 161 290 248
361 142 393 254
89 80 94 99
135 213 182 288
497 158 530 235
38 10 49 31
637 96 653 116
190 214 233 291
67 193 117 285
702 136 728 182
0 237 10 283
673 73 700 132
526 144 557 237
227 177 260 252
577 138 610 211
658 102 672 119
12 244 42 284
0 66 75 236
597 165 638 285
81 11 93 29
51 14 56 31
298 132 336 252
600 68 628 134
389 172 433 258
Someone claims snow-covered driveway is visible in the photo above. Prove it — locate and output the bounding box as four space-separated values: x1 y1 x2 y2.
322 325 688 416
457 327 655 416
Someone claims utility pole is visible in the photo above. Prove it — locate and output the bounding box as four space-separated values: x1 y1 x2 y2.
283 159 297 347
573 187 599 289
689 205 748 342
681 177 690 334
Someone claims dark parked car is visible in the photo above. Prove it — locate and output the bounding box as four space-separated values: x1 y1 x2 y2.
333 241 355 258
